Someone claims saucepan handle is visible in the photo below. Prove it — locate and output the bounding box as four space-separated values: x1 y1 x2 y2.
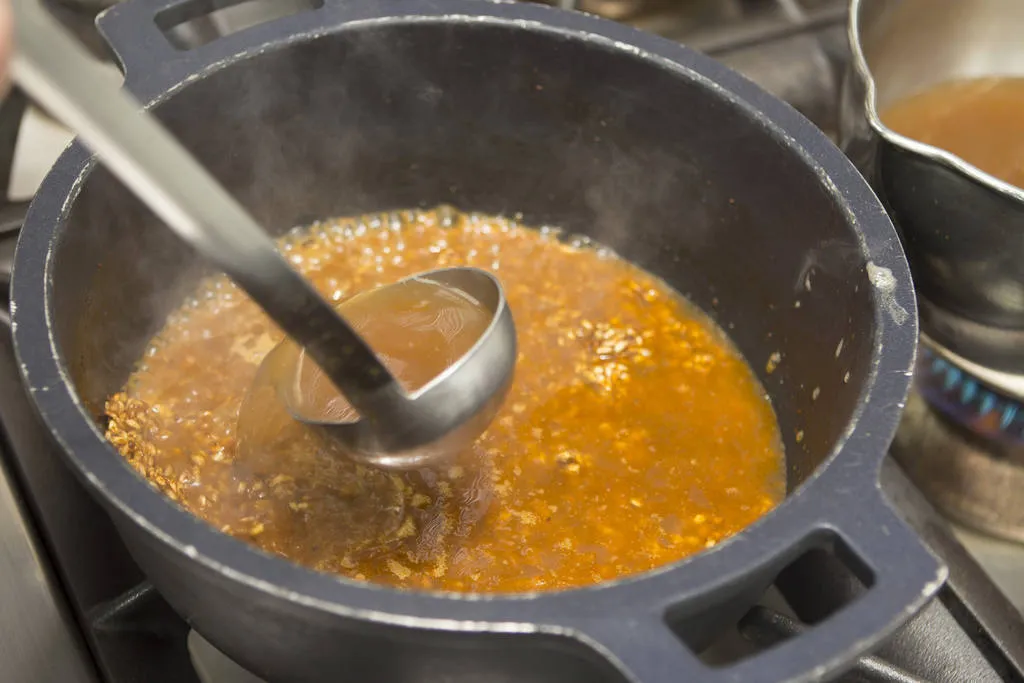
95 0 327 85
567 491 946 683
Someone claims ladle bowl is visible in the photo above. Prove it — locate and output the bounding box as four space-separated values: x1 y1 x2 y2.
270 266 516 469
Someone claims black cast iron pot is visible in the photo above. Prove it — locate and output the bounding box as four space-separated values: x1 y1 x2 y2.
12 0 944 681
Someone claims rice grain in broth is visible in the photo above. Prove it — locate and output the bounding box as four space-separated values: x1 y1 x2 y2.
104 207 785 593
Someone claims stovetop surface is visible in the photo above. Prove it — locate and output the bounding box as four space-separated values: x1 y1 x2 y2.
4 1 1024 682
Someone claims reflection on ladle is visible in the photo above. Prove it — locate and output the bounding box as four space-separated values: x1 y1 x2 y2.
240 272 500 468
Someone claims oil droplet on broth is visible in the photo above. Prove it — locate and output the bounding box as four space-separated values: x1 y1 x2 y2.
234 277 493 556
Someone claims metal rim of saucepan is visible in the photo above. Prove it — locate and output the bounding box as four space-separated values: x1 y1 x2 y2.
11 1 943 680
847 0 1024 393
848 0 1024 204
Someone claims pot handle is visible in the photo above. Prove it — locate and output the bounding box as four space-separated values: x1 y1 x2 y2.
95 0 325 81
567 495 945 683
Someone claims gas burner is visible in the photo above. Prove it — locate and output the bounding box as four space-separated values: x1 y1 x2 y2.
916 343 1024 448
894 336 1024 545
895 389 1024 544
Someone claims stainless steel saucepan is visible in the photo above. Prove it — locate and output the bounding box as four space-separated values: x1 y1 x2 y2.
842 0 1024 376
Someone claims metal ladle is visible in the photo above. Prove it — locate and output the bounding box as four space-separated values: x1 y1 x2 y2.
10 1 517 468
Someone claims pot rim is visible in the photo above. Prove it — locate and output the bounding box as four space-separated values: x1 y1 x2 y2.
13 0 919 630
848 0 1024 203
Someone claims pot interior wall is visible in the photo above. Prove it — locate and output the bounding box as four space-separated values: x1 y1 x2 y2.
51 19 875 492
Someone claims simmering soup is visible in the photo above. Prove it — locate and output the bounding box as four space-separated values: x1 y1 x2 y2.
882 76 1024 189
104 207 785 593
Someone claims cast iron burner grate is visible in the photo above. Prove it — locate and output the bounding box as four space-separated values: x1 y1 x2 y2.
548 0 851 137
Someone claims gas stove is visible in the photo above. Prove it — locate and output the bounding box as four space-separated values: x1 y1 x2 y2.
3 1 1024 682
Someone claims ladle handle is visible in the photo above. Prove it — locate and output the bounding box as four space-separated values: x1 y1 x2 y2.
9 0 404 420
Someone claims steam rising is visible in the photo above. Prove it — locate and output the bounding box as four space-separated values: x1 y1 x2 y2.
63 17 782 430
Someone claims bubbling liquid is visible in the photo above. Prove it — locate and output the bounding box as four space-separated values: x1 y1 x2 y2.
104 208 785 593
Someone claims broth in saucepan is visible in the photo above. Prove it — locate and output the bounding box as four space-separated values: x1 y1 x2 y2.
882 76 1024 189
104 207 785 593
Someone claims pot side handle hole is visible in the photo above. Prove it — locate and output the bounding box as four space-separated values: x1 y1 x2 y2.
566 517 945 683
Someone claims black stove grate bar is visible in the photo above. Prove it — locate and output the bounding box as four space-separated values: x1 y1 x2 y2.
738 606 927 683
87 582 201 683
